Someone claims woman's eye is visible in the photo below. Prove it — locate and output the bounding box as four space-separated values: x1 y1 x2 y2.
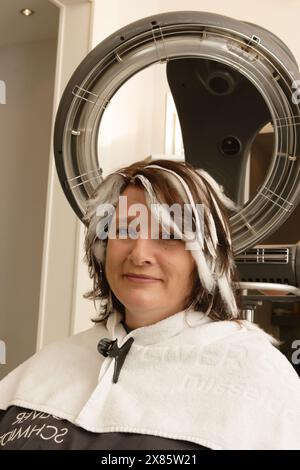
117 228 128 235
116 227 138 238
161 232 171 239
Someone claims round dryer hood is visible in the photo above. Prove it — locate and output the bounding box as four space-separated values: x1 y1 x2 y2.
54 11 300 255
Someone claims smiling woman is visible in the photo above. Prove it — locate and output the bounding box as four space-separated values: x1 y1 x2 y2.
0 159 300 450
105 184 197 330
84 158 240 327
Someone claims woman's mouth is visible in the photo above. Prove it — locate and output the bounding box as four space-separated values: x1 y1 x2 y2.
124 273 161 283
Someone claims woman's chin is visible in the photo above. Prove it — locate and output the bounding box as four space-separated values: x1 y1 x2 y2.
121 296 157 312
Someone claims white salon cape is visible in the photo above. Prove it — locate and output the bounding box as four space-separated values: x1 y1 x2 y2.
0 309 300 450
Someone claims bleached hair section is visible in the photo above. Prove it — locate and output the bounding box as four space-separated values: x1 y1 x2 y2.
144 165 215 290
193 169 238 243
195 168 238 212
129 173 185 241
83 173 125 262
144 164 239 318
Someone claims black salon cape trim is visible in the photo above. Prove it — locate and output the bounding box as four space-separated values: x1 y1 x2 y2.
0 406 209 450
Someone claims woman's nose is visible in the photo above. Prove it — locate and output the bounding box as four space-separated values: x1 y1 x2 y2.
127 237 155 266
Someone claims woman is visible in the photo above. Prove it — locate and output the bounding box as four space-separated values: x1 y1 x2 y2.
0 159 299 450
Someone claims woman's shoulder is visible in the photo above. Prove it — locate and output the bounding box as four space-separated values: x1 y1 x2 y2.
4 323 104 373
0 324 105 417
222 320 300 389
192 318 300 387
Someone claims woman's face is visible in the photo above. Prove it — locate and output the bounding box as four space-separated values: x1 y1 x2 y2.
105 185 196 329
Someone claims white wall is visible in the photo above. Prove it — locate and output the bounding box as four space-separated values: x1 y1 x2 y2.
35 1 95 348
0 39 57 378
92 0 300 60
70 0 300 333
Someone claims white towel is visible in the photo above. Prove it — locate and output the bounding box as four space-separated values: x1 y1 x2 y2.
0 309 299 450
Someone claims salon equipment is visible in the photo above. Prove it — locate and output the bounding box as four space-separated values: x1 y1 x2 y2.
53 11 300 322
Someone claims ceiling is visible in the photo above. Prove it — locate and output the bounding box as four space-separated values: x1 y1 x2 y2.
0 0 59 47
